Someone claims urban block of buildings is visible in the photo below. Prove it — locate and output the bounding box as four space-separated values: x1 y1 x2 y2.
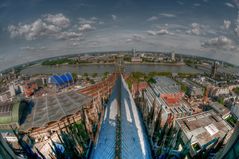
176 110 233 157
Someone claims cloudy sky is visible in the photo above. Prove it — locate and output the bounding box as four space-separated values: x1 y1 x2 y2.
1 0 239 70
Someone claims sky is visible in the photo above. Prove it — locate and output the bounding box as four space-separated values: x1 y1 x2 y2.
1 0 239 70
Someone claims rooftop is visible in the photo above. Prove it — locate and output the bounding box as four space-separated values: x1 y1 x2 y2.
151 76 181 95
0 101 19 126
48 72 73 86
181 78 202 88
90 77 120 159
121 75 151 159
208 102 230 119
176 110 232 147
19 90 91 131
91 75 151 159
144 86 192 117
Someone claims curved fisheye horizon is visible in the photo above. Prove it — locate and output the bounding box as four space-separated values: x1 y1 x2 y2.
1 1 239 159
0 50 237 73
1 0 239 70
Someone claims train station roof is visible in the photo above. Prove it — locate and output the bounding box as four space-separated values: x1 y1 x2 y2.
0 101 19 125
20 90 91 131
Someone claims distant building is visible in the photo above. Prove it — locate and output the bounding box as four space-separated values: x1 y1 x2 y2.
157 57 164 62
181 78 204 97
131 57 142 63
151 77 184 105
209 87 229 97
208 102 230 119
24 81 38 97
171 52 175 61
142 77 191 128
0 91 10 102
132 48 136 56
131 48 142 63
34 77 47 87
176 110 233 157
8 83 22 97
211 61 218 78
131 81 148 97
9 84 16 97
0 101 28 130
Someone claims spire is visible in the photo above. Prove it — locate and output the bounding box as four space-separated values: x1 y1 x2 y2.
180 135 193 158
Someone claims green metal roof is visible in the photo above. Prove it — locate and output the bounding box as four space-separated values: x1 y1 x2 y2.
0 102 19 125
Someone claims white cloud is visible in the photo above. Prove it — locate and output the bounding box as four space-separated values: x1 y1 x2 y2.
234 26 239 36
99 21 104 25
234 12 239 36
186 23 201 35
72 42 81 47
8 19 61 40
78 24 93 32
193 3 201 7
90 17 98 21
8 13 98 41
78 17 99 24
147 16 158 21
225 2 235 8
157 29 169 35
202 36 236 50
146 28 172 36
126 34 144 42
21 46 46 51
177 1 184 5
112 14 117 21
146 30 158 36
8 13 71 40
159 13 176 18
44 13 70 28
57 31 82 40
224 20 231 29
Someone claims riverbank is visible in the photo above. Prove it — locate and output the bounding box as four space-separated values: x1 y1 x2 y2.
40 62 186 67
21 63 202 76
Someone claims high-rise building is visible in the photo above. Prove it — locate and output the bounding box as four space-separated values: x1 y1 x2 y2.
132 48 136 57
9 84 16 97
211 61 218 78
171 52 175 61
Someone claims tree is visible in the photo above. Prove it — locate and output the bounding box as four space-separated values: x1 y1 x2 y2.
233 87 239 95
104 72 109 77
71 72 77 81
92 73 98 78
217 97 224 105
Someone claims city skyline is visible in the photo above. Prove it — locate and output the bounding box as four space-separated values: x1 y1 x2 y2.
1 1 239 158
1 0 239 70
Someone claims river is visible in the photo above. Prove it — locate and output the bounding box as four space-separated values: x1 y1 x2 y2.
20 64 203 75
